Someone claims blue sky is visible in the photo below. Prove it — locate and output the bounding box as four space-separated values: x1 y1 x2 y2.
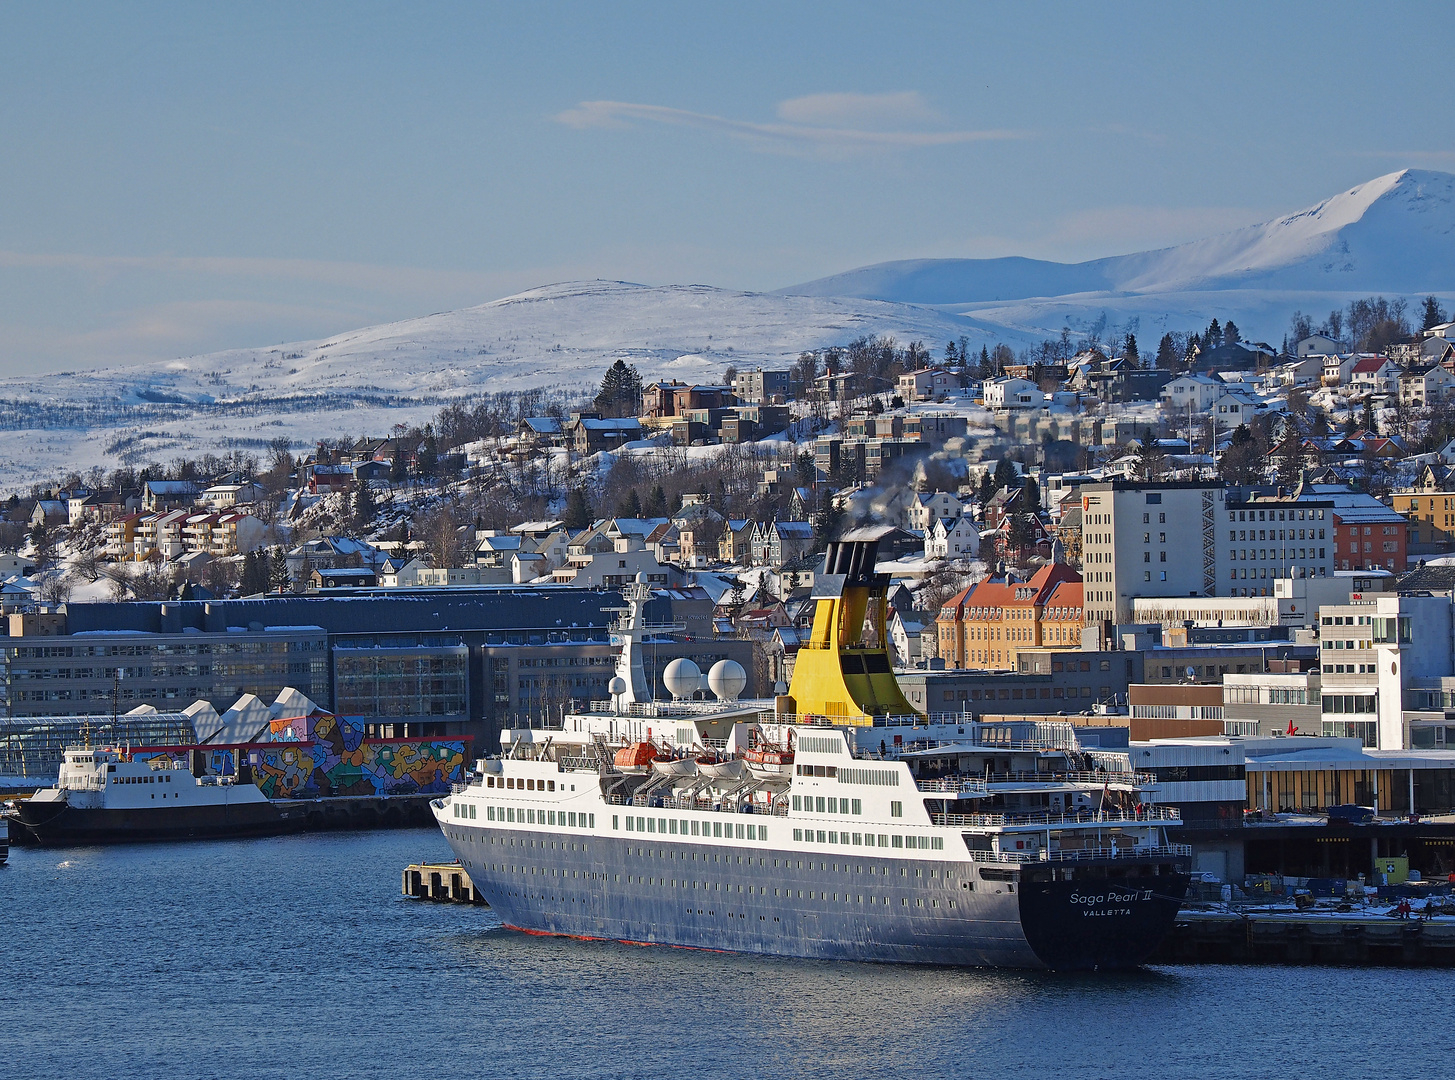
1 1 1450 374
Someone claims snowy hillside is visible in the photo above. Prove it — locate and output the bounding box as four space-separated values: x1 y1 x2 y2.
0 281 1007 491
785 169 1455 302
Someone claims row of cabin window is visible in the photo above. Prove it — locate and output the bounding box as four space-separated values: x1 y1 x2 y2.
617 815 767 841
112 774 172 784
488 775 553 792
482 804 594 828
793 828 943 850
792 795 868 815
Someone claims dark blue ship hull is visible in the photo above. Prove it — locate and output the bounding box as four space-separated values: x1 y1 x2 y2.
439 819 1188 969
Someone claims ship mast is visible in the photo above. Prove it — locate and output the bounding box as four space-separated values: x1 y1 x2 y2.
603 573 684 707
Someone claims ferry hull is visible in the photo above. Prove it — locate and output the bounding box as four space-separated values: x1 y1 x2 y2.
1017 864 1191 970
8 800 297 846
439 819 1188 970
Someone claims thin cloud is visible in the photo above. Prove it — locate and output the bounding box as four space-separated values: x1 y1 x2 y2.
554 98 1023 156
775 91 937 127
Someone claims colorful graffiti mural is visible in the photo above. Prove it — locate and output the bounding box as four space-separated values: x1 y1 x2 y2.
131 712 469 799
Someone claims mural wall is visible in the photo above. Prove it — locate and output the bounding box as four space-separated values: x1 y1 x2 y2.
134 713 469 799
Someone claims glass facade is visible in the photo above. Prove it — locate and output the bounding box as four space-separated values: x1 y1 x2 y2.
2 631 328 716
332 646 469 722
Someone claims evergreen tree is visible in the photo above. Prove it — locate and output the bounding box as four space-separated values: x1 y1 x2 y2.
593 359 643 419
563 488 593 531
1275 424 1305 490
978 345 991 380
1155 333 1178 369
644 483 668 518
616 489 643 519
1362 398 1378 436
1123 333 1139 365
353 479 377 528
415 428 438 478
992 458 1019 494
389 447 407 485
1222 320 1241 344
268 547 290 593
1423 295 1448 332
239 551 267 595
1023 475 1040 509
977 470 995 509
811 501 845 552
1204 319 1223 349
1133 431 1166 482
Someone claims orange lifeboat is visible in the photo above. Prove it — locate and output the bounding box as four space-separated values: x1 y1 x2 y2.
613 742 660 769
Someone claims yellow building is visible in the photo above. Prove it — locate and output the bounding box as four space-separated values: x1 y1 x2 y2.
936 564 1083 670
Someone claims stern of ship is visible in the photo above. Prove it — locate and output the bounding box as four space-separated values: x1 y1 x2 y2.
1015 854 1190 970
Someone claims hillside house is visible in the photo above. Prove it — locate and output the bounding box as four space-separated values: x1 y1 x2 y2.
1349 356 1400 396
718 519 754 565
904 491 964 531
200 481 263 507
749 520 814 568
983 377 1040 412
142 480 200 512
569 415 643 454
897 368 957 402
1399 365 1455 409
1160 373 1225 411
924 516 977 560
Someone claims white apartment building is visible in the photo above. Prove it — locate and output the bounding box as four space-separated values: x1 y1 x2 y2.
1317 593 1455 750
1079 481 1227 627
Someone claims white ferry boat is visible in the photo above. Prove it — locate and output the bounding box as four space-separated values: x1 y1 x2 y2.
434 529 1190 968
8 746 294 844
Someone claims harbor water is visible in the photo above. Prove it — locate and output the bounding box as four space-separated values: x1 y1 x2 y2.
3 829 1451 1080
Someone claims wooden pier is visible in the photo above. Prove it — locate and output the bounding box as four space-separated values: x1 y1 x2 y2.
402 862 489 906
1153 909 1455 967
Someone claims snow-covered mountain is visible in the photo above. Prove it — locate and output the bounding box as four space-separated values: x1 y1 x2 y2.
784 170 1455 303
2 171 1450 492
0 281 1002 491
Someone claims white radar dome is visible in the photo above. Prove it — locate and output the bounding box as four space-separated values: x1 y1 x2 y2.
708 659 747 702
662 658 702 701
608 676 628 697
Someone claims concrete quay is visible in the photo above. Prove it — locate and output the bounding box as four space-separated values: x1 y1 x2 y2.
1153 908 1455 966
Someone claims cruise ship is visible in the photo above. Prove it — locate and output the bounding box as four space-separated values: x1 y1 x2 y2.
434 529 1190 969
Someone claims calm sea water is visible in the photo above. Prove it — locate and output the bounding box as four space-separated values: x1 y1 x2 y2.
2 828 1451 1080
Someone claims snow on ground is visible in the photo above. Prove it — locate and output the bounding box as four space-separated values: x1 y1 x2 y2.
0 281 998 493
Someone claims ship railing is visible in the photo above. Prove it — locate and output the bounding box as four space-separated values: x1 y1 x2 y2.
586 700 767 718
914 778 989 794
966 843 1192 864
916 769 1156 790
557 756 601 772
604 793 789 817
932 806 1181 828
451 782 468 795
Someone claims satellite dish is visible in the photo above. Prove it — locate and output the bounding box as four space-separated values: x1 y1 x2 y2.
1186 666 1196 679
708 659 747 702
608 676 627 697
662 658 702 701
